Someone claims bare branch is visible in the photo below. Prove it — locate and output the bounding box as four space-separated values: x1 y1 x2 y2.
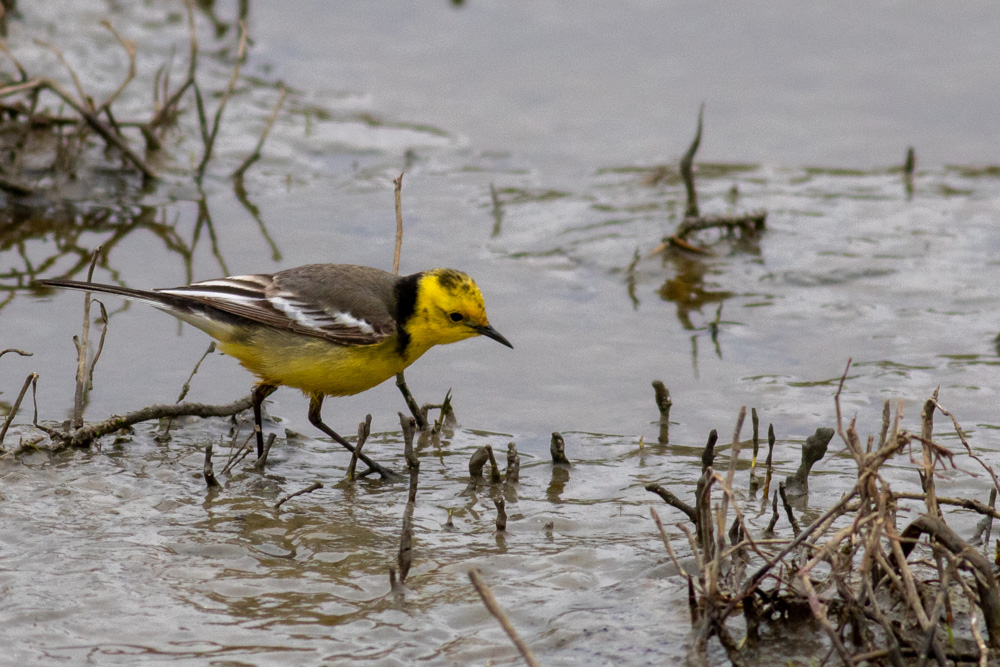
61 394 255 448
38 78 156 178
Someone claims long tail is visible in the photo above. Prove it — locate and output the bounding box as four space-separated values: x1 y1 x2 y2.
37 279 243 341
37 279 180 309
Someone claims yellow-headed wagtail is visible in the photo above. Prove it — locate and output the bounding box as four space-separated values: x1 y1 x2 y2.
40 264 512 476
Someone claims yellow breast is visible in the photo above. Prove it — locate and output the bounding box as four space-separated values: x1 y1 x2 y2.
217 329 431 397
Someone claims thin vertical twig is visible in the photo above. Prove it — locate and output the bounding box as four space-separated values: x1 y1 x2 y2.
650 508 687 575
778 482 800 536
85 301 109 392
680 103 704 219
253 432 277 471
393 172 404 275
920 390 940 517
468 569 541 667
494 495 507 531
762 423 775 499
347 414 372 480
397 496 415 583
903 146 916 199
176 342 217 403
399 412 418 470
396 411 419 586
72 248 103 429
489 182 503 237
203 442 221 488
390 171 427 429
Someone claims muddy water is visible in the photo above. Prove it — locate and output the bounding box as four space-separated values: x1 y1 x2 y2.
3 2 1000 665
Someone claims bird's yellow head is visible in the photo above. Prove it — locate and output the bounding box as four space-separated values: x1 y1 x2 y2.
405 268 512 352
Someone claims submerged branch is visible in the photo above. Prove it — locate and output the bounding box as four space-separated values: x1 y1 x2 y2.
275 482 323 509
646 482 698 526
659 104 768 253
674 212 767 241
680 103 703 219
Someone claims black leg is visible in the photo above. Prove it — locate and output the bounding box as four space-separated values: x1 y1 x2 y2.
252 383 277 458
307 393 397 480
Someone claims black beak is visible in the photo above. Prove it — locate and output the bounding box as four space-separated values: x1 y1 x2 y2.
474 323 513 349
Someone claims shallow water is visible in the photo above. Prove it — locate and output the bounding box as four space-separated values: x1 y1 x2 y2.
3 2 1000 665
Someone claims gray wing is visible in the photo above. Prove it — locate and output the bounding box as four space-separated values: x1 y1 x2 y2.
157 265 399 345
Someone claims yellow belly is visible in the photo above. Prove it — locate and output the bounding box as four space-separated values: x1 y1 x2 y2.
217 329 425 397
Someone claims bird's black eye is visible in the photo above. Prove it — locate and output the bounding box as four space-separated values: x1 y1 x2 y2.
449 312 463 322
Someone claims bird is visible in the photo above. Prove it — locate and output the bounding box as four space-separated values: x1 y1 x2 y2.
39 264 512 477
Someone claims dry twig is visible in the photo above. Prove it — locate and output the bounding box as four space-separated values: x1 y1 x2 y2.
387 172 430 432
252 432 277 472
656 104 766 254
0 372 37 446
71 248 103 428
393 172 404 274
468 569 541 667
60 394 255 448
347 414 373 479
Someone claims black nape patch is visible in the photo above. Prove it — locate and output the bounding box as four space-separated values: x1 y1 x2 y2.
394 273 420 354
